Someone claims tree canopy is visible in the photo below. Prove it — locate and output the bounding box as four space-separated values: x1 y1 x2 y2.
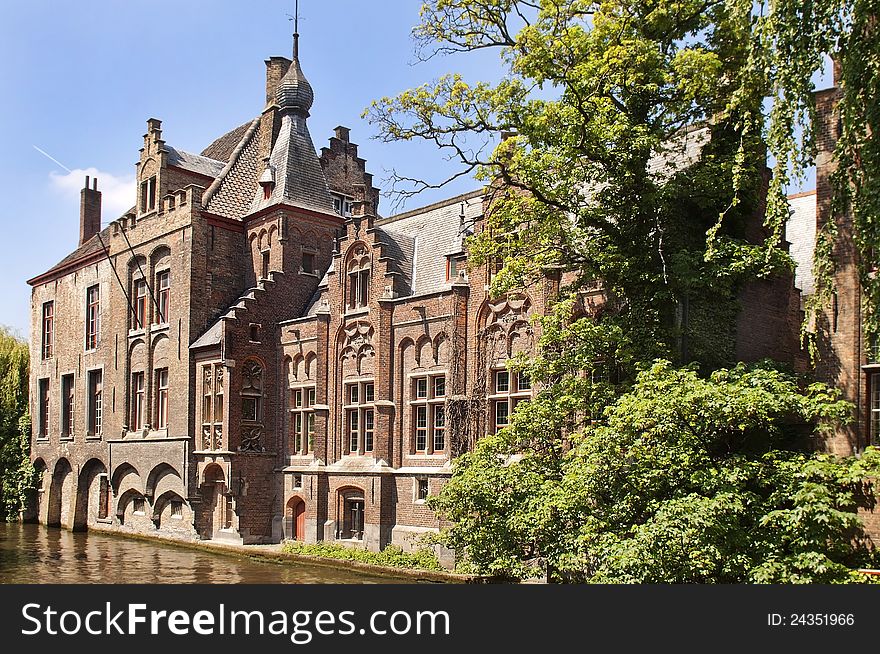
0 327 32 520
367 0 880 582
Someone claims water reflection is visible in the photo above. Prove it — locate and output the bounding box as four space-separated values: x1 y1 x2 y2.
0 523 414 584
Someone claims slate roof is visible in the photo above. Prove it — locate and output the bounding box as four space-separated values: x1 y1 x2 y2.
203 119 261 219
189 319 223 350
249 112 335 216
201 121 252 162
786 191 817 296
376 190 483 297
166 147 225 179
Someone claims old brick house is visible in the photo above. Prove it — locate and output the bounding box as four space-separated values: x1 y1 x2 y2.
26 35 808 557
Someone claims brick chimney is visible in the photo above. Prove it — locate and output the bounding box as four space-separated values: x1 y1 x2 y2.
80 176 101 245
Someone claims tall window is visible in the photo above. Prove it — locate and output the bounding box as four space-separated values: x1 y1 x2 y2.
131 371 145 431
291 385 315 455
344 381 375 454
38 378 49 438
410 374 446 454
61 374 74 438
241 360 263 423
140 175 157 213
871 372 880 444
155 368 169 429
490 369 532 433
201 363 224 450
261 251 270 280
41 301 54 359
85 285 100 349
133 278 147 329
156 270 170 323
346 250 370 310
88 369 103 436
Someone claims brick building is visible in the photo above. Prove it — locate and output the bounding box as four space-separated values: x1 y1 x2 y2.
25 36 807 558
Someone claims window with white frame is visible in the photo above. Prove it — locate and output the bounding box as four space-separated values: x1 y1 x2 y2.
410 373 446 454
490 369 532 433
131 371 145 431
156 269 170 323
291 385 316 455
344 380 375 455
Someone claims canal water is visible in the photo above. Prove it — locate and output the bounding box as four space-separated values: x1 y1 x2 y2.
0 523 414 584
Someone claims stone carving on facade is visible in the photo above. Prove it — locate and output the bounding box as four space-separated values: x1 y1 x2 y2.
239 426 264 452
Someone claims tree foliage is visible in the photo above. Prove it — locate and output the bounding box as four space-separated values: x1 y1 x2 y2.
0 328 32 520
431 362 880 582
367 0 880 582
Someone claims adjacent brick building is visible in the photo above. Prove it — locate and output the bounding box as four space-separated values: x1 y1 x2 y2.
26 37 808 559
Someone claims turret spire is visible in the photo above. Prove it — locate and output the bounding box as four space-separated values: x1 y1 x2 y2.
293 0 300 60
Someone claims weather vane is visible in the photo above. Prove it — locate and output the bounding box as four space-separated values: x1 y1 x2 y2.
287 0 301 59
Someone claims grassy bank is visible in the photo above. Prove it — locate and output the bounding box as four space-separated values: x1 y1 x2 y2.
281 541 443 572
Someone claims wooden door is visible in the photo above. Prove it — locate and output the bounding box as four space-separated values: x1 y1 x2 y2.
294 501 305 541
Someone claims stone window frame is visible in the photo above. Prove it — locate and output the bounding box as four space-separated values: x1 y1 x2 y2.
60 373 75 440
37 377 50 439
41 300 54 360
155 268 171 325
409 372 447 455
240 359 264 425
130 370 146 432
131 276 148 331
86 367 103 438
345 246 371 311
85 284 100 351
414 476 429 504
489 368 532 434
300 246 318 276
200 362 224 451
290 383 316 455
343 378 375 455
154 367 169 430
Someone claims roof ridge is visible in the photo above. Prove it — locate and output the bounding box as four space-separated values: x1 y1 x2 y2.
377 188 483 225
202 117 261 205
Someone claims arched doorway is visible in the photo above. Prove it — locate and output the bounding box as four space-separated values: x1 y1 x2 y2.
285 497 305 541
337 488 365 541
201 464 232 538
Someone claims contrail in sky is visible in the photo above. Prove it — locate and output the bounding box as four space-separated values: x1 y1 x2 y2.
32 145 72 173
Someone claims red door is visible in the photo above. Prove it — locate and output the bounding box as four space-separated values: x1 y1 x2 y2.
293 501 305 541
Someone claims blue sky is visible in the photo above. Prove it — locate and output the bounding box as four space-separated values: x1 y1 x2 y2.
0 1 831 339
0 1 501 337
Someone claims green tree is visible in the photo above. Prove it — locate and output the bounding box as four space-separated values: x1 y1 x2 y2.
0 328 32 520
368 1 880 581
433 362 880 582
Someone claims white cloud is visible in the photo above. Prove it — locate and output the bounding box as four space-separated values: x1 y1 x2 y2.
49 167 137 222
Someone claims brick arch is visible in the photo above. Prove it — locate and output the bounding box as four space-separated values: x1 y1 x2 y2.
433 332 450 366
47 458 73 527
415 335 432 368
73 458 107 531
116 488 149 524
111 462 140 494
304 352 317 380
152 490 188 527
145 462 182 500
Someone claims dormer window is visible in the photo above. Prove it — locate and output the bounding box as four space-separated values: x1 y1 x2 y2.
447 255 466 281
140 176 157 213
258 163 275 200
332 194 353 217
